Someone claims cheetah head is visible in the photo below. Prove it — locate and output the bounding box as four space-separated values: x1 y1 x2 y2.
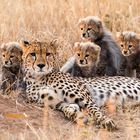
78 16 104 42
0 42 23 68
74 42 101 67
116 31 140 56
20 40 57 76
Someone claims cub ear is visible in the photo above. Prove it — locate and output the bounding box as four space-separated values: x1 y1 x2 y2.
97 20 102 28
135 34 140 43
73 42 80 52
116 32 123 40
78 18 84 26
0 43 6 51
88 43 101 55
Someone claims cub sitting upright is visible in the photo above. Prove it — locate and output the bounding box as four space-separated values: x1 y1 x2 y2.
61 16 122 76
0 42 23 95
117 31 140 77
66 42 101 77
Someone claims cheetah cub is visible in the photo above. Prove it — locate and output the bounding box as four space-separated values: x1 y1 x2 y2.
117 31 140 77
61 16 122 76
64 42 101 77
0 42 23 95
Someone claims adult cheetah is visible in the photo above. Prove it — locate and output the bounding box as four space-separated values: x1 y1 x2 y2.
19 40 140 131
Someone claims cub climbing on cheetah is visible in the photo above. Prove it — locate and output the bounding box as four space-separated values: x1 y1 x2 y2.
19 40 140 131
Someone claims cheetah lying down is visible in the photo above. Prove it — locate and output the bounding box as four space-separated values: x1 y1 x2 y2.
19 40 140 131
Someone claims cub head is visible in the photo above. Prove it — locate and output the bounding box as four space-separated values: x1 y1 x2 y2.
73 42 101 67
78 16 104 41
116 31 140 56
0 42 23 68
20 40 57 76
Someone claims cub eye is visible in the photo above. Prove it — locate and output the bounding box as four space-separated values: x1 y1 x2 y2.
128 45 133 48
81 28 83 30
46 53 51 56
77 53 80 56
3 54 5 57
30 53 36 56
120 44 124 47
85 54 89 57
10 55 14 58
87 28 92 31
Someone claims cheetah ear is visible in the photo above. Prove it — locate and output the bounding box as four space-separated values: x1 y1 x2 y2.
19 40 30 51
50 39 58 54
74 42 80 48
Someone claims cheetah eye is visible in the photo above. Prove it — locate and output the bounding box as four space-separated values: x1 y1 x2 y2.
80 28 83 30
77 53 80 56
46 53 51 56
10 55 14 58
30 53 36 56
128 45 133 48
120 44 124 47
2 54 5 57
85 54 89 57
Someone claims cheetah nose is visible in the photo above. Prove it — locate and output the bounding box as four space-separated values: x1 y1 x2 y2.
37 64 45 69
82 33 86 37
80 60 84 64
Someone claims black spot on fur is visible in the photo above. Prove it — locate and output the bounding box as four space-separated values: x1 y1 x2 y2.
99 90 103 93
48 96 53 100
58 87 63 89
116 92 120 96
116 85 120 87
70 94 75 98
134 89 137 94
64 98 67 102
65 92 68 96
60 80 63 83
41 94 45 99
112 87 116 90
62 90 65 95
127 86 131 88
100 94 104 99
123 90 127 94
75 98 79 104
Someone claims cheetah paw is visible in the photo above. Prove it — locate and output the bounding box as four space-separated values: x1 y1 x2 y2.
102 119 117 131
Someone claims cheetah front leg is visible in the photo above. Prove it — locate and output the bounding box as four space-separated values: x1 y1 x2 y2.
55 101 87 124
85 102 117 131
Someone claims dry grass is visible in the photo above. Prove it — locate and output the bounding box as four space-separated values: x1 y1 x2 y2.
0 0 140 139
